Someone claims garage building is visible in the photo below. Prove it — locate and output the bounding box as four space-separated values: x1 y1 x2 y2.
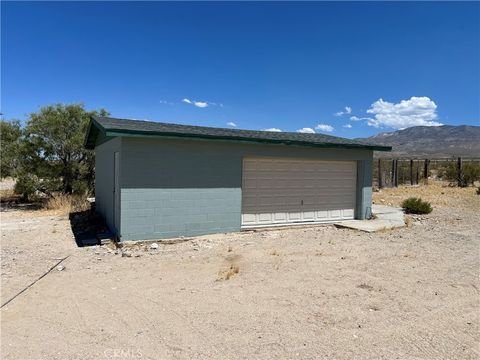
85 117 391 241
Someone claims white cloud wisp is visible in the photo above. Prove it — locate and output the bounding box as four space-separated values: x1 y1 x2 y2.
182 98 217 108
334 106 352 117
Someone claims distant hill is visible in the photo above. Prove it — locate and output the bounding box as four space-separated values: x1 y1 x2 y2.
359 125 480 158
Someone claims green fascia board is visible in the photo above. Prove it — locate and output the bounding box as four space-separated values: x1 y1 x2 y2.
85 117 392 151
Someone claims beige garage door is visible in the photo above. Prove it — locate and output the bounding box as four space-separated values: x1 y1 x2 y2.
241 157 357 227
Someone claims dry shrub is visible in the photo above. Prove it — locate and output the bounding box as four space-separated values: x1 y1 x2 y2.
0 189 18 202
45 194 90 214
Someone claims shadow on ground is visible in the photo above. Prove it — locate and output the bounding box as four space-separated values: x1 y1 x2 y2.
69 210 112 247
0 201 43 212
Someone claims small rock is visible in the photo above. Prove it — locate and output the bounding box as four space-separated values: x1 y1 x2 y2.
134 253 141 257
56 264 65 271
122 251 132 258
150 243 159 250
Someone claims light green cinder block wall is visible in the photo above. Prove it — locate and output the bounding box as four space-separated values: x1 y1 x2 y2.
112 137 373 241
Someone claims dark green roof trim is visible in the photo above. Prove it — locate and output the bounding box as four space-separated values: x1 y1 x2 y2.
84 117 107 149
85 116 392 151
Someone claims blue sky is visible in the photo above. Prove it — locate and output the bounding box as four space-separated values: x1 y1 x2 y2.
2 1 479 138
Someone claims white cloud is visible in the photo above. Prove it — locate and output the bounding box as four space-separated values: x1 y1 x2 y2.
334 106 352 117
366 96 442 129
315 124 334 132
193 101 208 108
350 115 372 121
263 128 282 132
296 127 315 134
182 98 218 108
227 122 237 127
343 124 352 128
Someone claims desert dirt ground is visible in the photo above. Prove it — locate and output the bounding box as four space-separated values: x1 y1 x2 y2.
1 184 479 360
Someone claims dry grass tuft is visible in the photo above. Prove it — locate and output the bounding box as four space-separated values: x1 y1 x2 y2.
0 189 20 202
45 194 90 215
221 264 240 280
404 216 413 227
217 254 242 280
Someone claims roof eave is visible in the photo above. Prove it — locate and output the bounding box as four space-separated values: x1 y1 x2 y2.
84 117 107 149
102 128 392 151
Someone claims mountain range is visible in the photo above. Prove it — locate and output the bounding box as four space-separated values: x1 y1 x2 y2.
358 125 480 158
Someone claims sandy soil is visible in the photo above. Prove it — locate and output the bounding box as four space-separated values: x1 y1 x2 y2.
1 185 479 360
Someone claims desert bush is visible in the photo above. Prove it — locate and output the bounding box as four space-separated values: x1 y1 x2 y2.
443 162 480 187
401 197 432 214
45 194 90 214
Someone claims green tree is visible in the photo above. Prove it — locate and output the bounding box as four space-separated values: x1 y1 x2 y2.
15 104 108 199
0 120 22 178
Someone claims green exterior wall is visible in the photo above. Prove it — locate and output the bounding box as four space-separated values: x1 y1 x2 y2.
94 137 121 235
356 158 373 219
114 137 373 241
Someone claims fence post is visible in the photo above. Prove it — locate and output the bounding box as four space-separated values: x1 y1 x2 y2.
457 157 463 187
394 160 399 187
391 160 395 187
410 159 414 185
378 159 383 189
424 159 429 185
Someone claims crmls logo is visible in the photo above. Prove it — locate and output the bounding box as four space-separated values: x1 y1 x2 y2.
104 348 143 358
